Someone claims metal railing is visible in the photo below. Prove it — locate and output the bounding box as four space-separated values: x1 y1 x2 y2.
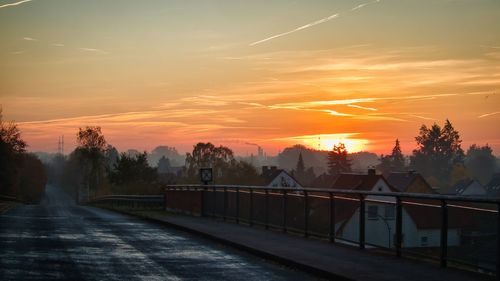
91 194 164 210
0 194 21 202
165 184 500 278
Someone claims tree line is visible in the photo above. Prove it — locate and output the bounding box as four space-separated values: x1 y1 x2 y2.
2 113 498 202
0 109 47 202
45 127 264 201
325 119 497 188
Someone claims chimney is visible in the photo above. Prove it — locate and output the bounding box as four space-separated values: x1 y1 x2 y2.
368 168 376 176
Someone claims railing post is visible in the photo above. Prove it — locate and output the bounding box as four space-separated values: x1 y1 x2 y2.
283 189 288 233
163 191 167 211
236 187 240 224
304 190 309 237
212 186 216 219
265 188 269 230
249 188 254 227
359 194 365 250
440 200 448 268
200 187 205 217
497 203 500 280
223 187 227 222
396 197 402 257
329 192 336 243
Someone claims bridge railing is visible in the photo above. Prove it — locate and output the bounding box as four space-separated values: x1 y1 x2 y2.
164 184 500 278
0 194 21 202
91 194 164 210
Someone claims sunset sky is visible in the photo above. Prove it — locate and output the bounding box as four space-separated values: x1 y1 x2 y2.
1 0 499 156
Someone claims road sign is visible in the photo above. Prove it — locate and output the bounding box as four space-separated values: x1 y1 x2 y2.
200 168 213 185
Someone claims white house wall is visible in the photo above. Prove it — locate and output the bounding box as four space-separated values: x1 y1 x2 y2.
267 171 302 188
366 179 396 203
462 182 487 196
338 201 461 248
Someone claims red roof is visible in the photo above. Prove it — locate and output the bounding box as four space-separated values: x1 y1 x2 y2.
385 172 432 192
331 173 398 192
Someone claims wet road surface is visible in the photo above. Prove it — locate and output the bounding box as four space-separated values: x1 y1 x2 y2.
0 185 317 281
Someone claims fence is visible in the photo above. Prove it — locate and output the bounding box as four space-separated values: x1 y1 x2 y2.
164 185 500 278
0 194 21 202
91 194 164 210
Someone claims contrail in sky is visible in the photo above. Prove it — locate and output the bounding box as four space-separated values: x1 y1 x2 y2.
351 0 380 11
478 111 500 118
250 0 381 46
250 13 340 46
0 0 33 9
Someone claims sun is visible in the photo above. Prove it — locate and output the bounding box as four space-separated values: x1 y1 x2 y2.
292 134 368 153
319 138 366 153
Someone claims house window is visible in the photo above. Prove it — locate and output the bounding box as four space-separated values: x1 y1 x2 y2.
384 205 395 219
367 205 378 220
421 236 428 247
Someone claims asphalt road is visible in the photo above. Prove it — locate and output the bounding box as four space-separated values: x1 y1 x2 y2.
0 185 317 281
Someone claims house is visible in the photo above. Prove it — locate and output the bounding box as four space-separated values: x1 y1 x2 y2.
385 171 434 194
310 173 337 189
486 173 500 197
445 179 486 196
332 169 467 248
330 169 399 247
261 166 302 188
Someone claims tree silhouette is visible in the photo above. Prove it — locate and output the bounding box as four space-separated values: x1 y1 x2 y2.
148 146 183 167
0 108 26 153
295 152 305 176
327 143 351 176
185 142 235 182
109 152 157 185
157 156 171 174
104 145 119 171
378 139 406 173
75 126 107 200
0 108 46 201
410 119 464 183
465 144 496 185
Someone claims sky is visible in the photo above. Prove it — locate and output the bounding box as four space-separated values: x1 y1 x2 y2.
1 0 499 156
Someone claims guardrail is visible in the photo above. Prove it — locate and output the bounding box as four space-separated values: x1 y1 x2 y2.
91 194 164 210
0 194 21 202
165 185 500 278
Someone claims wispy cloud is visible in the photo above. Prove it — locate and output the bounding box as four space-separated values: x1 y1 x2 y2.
52 43 65 47
79 48 109 54
0 0 32 9
23 37 37 41
348 104 377 111
250 0 381 46
478 111 500 118
10 50 26 55
408 114 436 121
479 45 500 50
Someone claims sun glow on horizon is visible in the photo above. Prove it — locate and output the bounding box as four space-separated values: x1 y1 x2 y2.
283 134 369 153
